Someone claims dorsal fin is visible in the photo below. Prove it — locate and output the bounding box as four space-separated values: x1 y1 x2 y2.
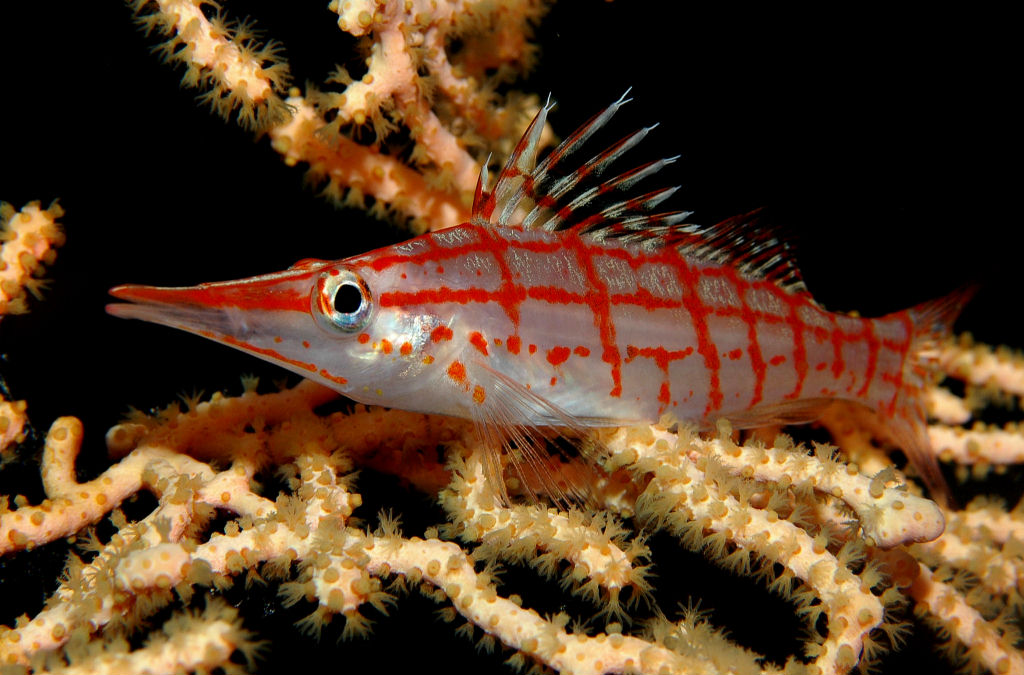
471 94 806 294
663 210 806 293
471 94 557 225
472 90 674 229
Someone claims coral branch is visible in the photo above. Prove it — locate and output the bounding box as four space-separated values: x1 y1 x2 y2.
2 355 978 674
0 201 64 316
130 0 545 232
0 397 27 459
268 97 472 231
131 0 290 128
910 564 1024 675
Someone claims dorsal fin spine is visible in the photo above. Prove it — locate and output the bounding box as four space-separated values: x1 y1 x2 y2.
472 95 806 294
669 210 806 292
476 90 635 228
545 154 679 232
471 161 490 219
523 126 655 230
495 100 553 225
532 90 634 179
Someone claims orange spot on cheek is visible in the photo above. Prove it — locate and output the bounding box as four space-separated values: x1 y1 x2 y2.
302 340 310 349
447 361 466 383
431 326 453 342
528 344 537 355
274 336 283 343
815 362 827 371
380 339 393 354
726 348 742 361
574 346 590 357
358 333 370 344
550 376 557 386
770 355 786 366
469 331 488 356
436 265 444 274
473 385 486 404
546 346 570 366
400 342 412 356
506 335 521 354
422 355 434 365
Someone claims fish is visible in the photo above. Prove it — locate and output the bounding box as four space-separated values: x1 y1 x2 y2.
108 93 969 505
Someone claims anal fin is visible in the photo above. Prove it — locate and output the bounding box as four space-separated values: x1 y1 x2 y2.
722 397 834 429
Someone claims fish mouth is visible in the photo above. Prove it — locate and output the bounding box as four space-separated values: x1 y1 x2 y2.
107 270 317 342
107 284 243 338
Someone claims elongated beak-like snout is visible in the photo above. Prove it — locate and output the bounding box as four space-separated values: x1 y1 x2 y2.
107 267 321 346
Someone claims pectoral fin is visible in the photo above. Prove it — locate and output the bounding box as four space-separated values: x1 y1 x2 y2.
468 362 608 508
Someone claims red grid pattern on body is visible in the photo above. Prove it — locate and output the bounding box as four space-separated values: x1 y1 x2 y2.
359 224 914 420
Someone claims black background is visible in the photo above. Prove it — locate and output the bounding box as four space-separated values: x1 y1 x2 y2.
0 2 1017 674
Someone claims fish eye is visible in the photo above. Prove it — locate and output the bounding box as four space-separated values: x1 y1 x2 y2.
331 283 363 314
312 268 372 334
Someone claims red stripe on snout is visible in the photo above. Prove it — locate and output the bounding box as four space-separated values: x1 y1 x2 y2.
110 274 312 314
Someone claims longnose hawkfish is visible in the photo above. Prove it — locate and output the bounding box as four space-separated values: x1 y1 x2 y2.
108 94 970 505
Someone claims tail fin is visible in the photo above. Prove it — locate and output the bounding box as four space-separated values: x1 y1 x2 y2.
885 286 977 506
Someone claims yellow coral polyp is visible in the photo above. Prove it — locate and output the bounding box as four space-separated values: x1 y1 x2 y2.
0 201 64 315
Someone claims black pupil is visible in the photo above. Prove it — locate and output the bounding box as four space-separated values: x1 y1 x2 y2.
332 283 363 315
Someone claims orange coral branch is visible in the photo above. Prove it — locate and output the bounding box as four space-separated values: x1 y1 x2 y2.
1 4 1022 675
0 201 64 316
130 0 544 232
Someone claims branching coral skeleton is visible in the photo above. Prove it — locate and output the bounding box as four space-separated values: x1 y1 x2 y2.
0 202 64 318
131 0 546 232
3 326 1024 674
2 2 1023 674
